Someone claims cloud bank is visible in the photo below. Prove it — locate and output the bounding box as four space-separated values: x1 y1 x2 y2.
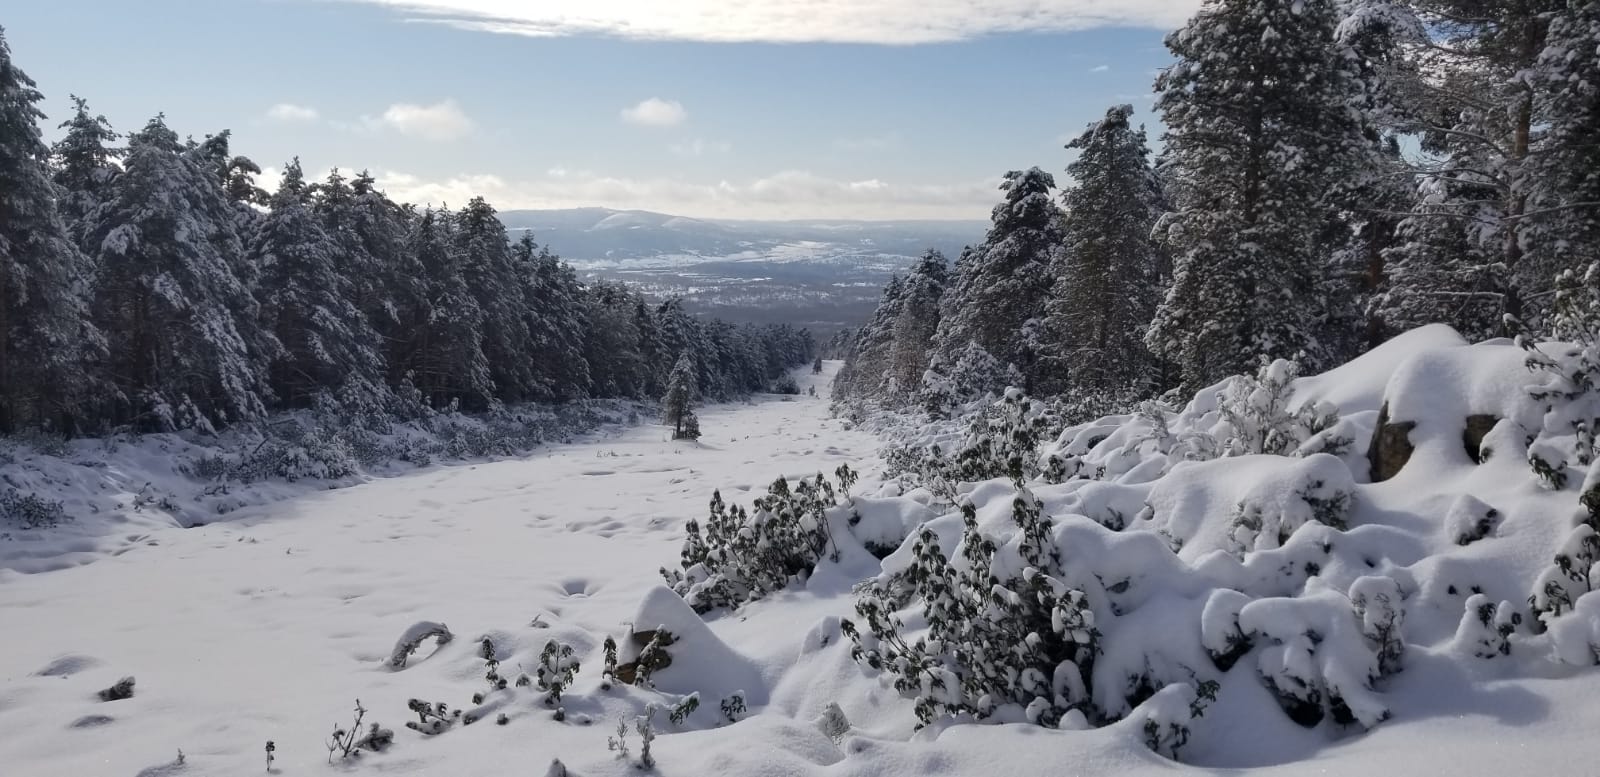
345 0 1198 44
359 168 1000 220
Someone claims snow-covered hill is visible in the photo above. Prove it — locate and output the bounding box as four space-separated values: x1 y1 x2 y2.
4 339 1600 777
498 208 986 333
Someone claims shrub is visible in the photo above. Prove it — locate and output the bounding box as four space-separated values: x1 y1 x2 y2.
772 375 801 395
0 488 67 529
662 470 849 612
843 492 1101 728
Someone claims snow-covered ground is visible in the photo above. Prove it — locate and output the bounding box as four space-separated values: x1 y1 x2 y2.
4 356 1600 777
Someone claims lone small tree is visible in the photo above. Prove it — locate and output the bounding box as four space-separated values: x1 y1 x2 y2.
812 356 824 375
663 353 700 440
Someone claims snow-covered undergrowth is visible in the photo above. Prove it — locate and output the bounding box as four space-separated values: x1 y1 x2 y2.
6 348 1600 777
806 324 1600 767
0 397 647 574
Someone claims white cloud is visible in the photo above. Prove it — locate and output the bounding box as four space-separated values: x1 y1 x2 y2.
1089 64 1110 73
365 168 999 220
266 103 320 122
343 0 1197 44
622 98 687 127
368 100 474 140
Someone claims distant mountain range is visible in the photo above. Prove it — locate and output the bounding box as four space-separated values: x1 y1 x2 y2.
497 208 988 336
498 207 986 267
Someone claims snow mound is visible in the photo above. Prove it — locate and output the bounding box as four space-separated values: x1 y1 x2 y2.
625 586 766 703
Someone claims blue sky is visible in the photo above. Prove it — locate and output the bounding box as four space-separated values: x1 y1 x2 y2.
7 0 1194 220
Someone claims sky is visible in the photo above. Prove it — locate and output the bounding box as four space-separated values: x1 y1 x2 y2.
6 0 1197 221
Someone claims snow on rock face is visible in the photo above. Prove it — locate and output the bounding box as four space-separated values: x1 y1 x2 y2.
1382 341 1536 447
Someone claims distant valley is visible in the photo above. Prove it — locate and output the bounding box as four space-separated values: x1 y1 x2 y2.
498 208 986 336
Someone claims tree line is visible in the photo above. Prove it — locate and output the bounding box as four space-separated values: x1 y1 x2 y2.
836 0 1600 412
0 27 814 435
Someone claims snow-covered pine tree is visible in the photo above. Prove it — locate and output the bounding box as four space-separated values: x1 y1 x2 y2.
583 282 649 398
454 198 537 403
633 298 668 397
835 274 905 404
1148 0 1374 390
1523 0 1600 289
662 353 699 440
192 130 267 207
1373 173 1510 341
1040 104 1164 396
931 169 1063 392
654 299 719 400
314 169 429 391
888 251 948 403
0 29 103 432
1369 0 1568 334
83 114 275 430
249 158 386 407
50 95 120 226
407 207 493 408
1334 1 1426 350
514 231 591 400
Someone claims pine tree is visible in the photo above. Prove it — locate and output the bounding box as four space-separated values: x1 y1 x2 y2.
192 130 267 207
1524 0 1600 291
408 207 492 407
50 95 120 226
583 282 648 398
1040 104 1164 395
888 251 948 402
662 353 699 440
514 232 591 400
1370 0 1567 333
835 274 905 403
1373 174 1509 341
1148 0 1373 389
454 198 536 402
932 169 1063 391
0 29 102 431
83 115 275 429
315 170 429 388
249 158 385 406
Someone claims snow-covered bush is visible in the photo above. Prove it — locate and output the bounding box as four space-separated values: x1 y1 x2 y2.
1238 585 1389 728
1226 454 1355 555
1350 576 1406 677
1549 592 1600 665
1216 359 1344 457
815 701 851 743
844 491 1102 728
1138 680 1218 761
235 424 358 483
662 469 851 612
772 375 801 395
1448 494 1500 546
326 700 391 762
882 389 1054 497
719 692 746 723
1531 524 1600 623
1454 594 1520 659
388 621 453 669
0 487 67 529
535 640 581 713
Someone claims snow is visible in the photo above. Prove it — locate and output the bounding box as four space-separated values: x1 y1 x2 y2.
6 350 1600 776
